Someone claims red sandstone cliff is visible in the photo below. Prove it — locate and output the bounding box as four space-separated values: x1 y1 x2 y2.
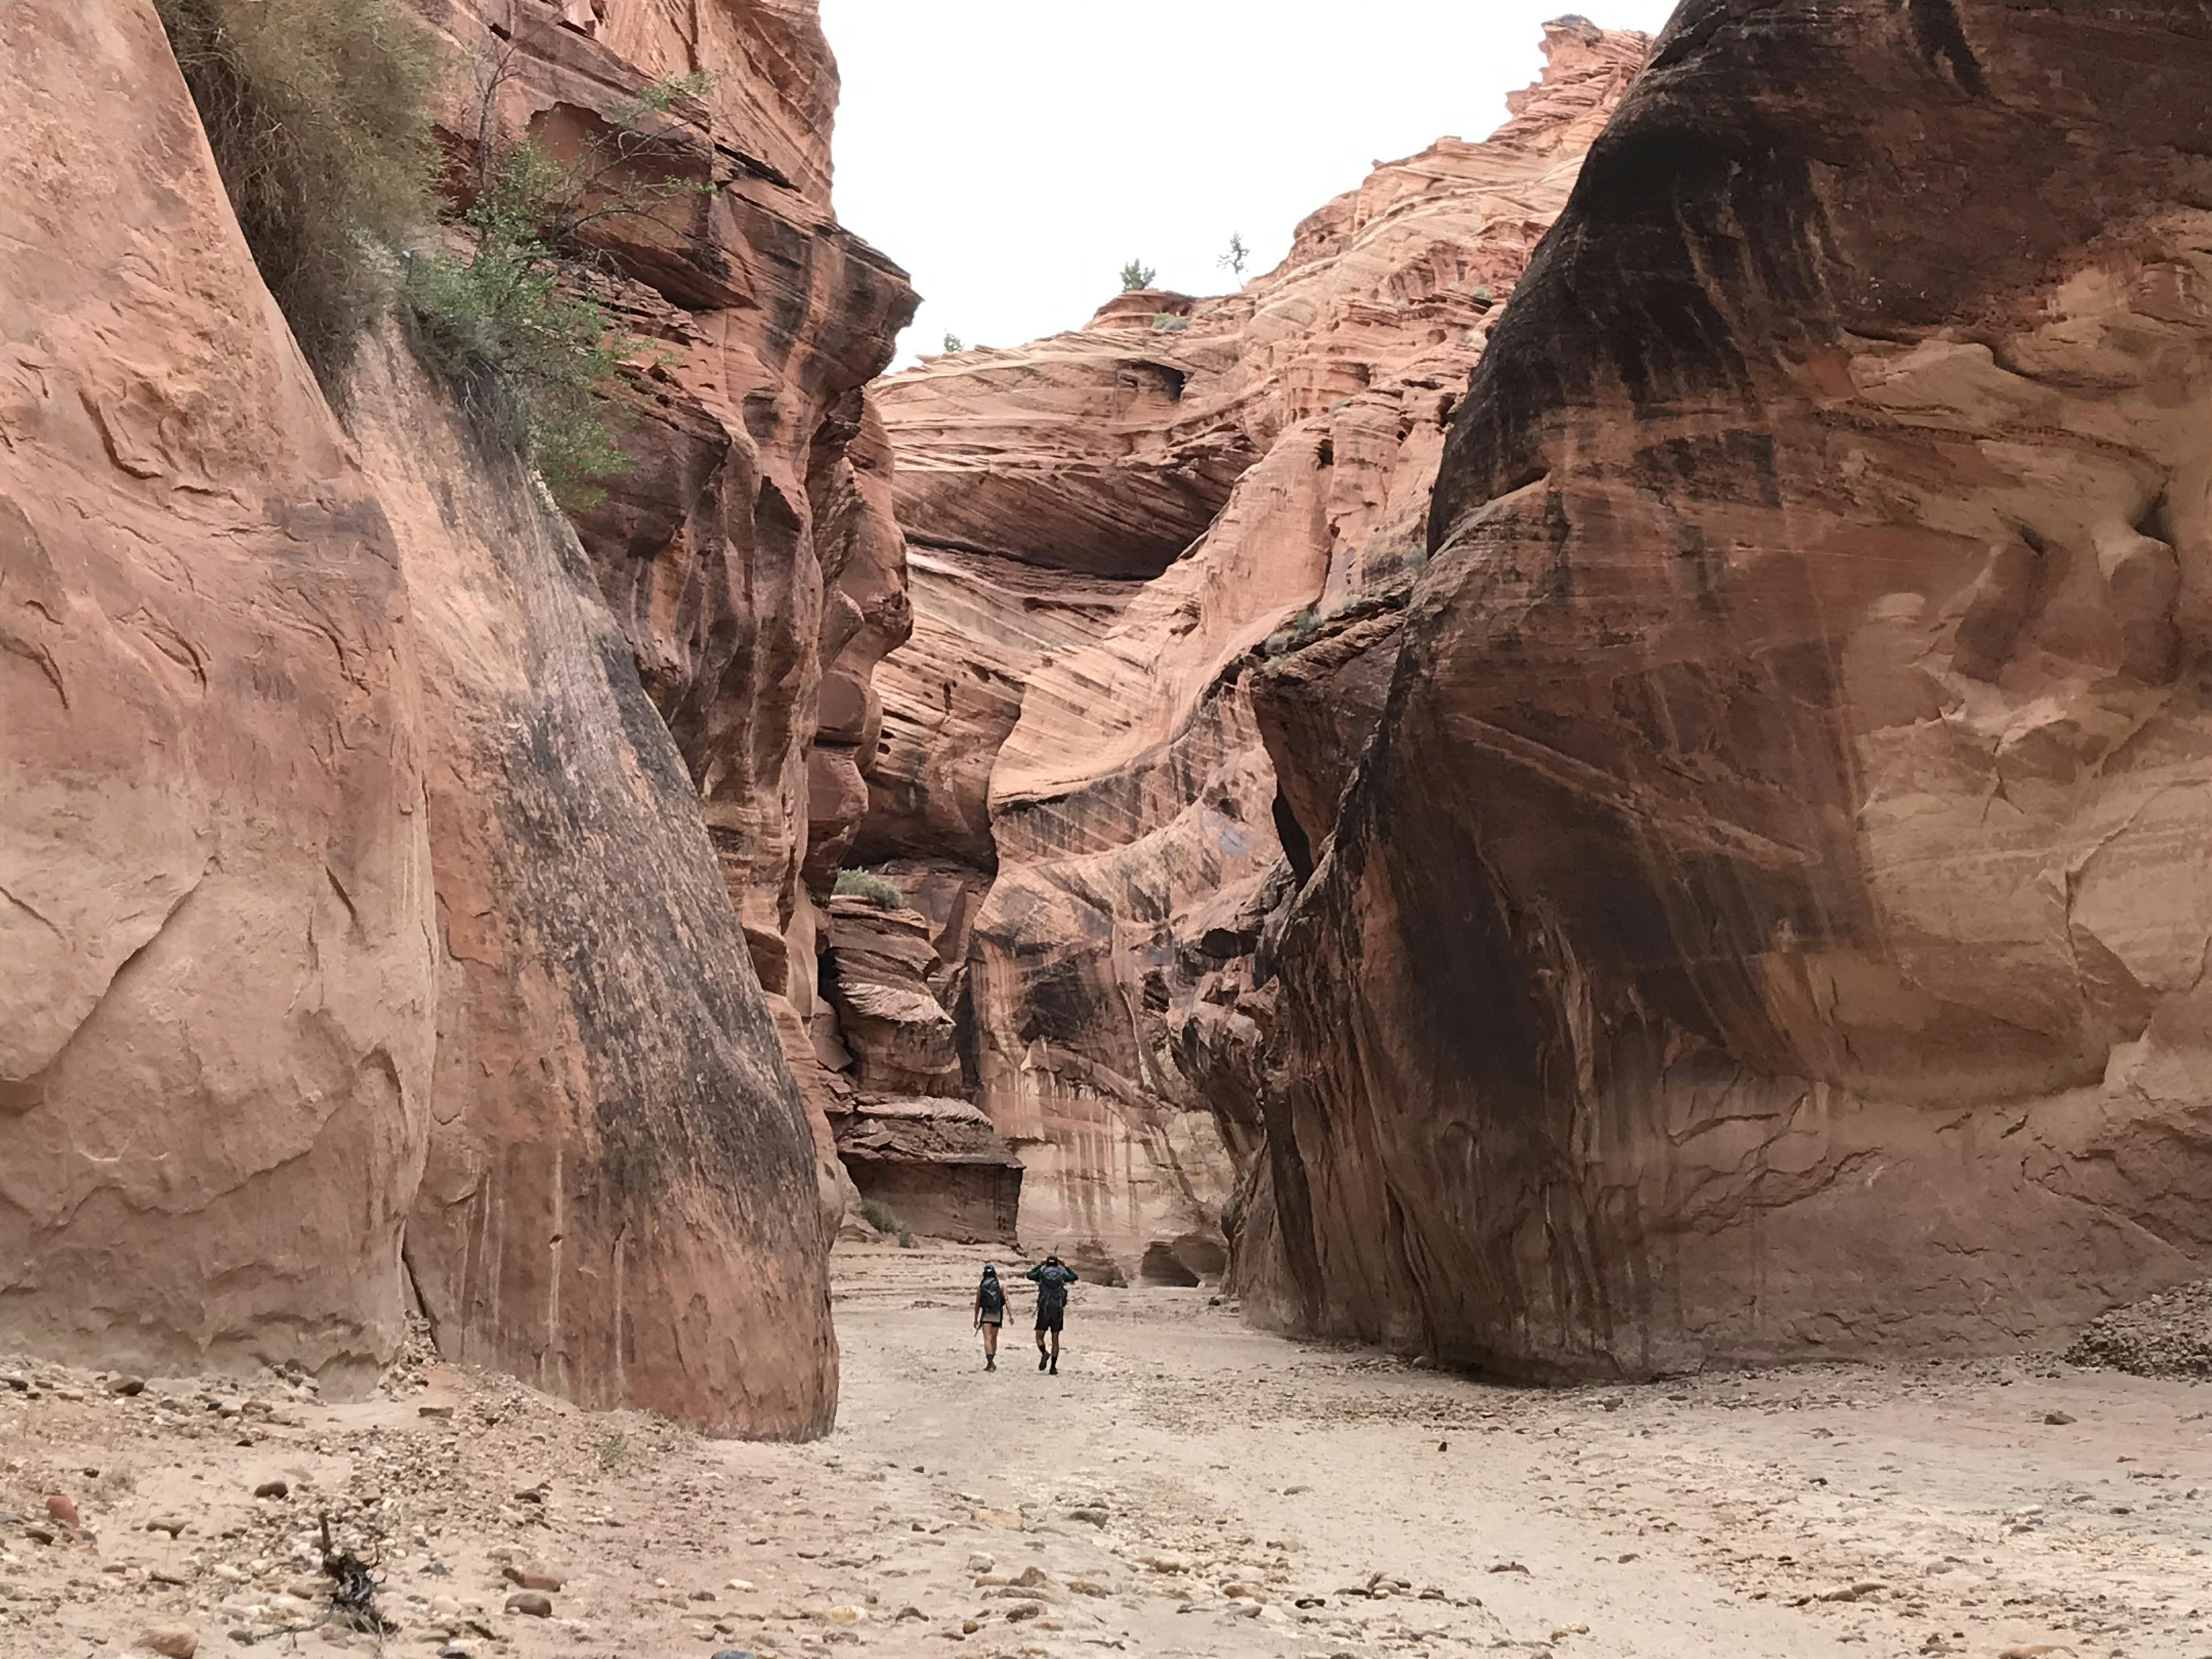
0 0 438 1393
0 0 910 1436
1251 0 2212 1373
854 22 1648 1277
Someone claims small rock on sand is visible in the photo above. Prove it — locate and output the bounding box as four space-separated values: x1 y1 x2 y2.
138 1629 198 1658
44 1494 77 1528
252 1479 288 1499
503 1590 553 1617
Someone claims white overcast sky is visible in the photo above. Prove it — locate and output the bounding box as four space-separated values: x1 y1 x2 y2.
818 2 1681 365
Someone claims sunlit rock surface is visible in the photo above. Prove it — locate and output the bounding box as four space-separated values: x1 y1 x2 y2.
0 0 437 1390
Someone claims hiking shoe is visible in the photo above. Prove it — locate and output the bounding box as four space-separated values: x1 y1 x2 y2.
985 1357 995 1370
1037 1351 1048 1371
1048 1356 1058 1375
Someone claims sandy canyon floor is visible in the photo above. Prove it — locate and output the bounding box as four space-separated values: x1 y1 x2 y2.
1 1240 2207 1659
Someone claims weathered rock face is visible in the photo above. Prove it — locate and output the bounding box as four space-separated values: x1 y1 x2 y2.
820 895 961 1098
415 0 918 1232
352 334 834 1436
1252 0 2212 1375
866 21 1647 1277
0 0 437 1387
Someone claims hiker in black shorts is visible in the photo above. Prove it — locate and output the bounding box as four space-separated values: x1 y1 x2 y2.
1026 1255 1078 1374
973 1265 1006 1370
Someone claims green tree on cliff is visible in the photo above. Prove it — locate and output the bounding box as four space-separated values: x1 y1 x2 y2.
403 43 721 509
1119 259 1157 291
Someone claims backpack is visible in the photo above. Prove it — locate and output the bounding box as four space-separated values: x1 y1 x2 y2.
978 1277 1005 1316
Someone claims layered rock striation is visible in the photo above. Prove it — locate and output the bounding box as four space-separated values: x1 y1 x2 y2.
0 0 909 1436
860 22 1648 1276
1250 0 2212 1374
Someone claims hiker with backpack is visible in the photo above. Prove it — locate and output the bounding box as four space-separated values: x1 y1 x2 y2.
973 1264 1007 1369
1027 1255 1079 1374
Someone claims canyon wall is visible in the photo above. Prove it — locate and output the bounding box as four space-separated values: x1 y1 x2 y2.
1250 0 2212 1374
0 0 908 1436
413 0 918 1225
860 23 1647 1277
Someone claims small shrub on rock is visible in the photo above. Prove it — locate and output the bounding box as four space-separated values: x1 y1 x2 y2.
834 868 905 908
403 55 719 509
154 0 441 392
402 219 630 510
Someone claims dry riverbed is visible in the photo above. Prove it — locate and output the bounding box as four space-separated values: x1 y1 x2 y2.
2 1240 2208 1658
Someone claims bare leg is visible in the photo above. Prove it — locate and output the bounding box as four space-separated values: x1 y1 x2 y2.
983 1324 998 1358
